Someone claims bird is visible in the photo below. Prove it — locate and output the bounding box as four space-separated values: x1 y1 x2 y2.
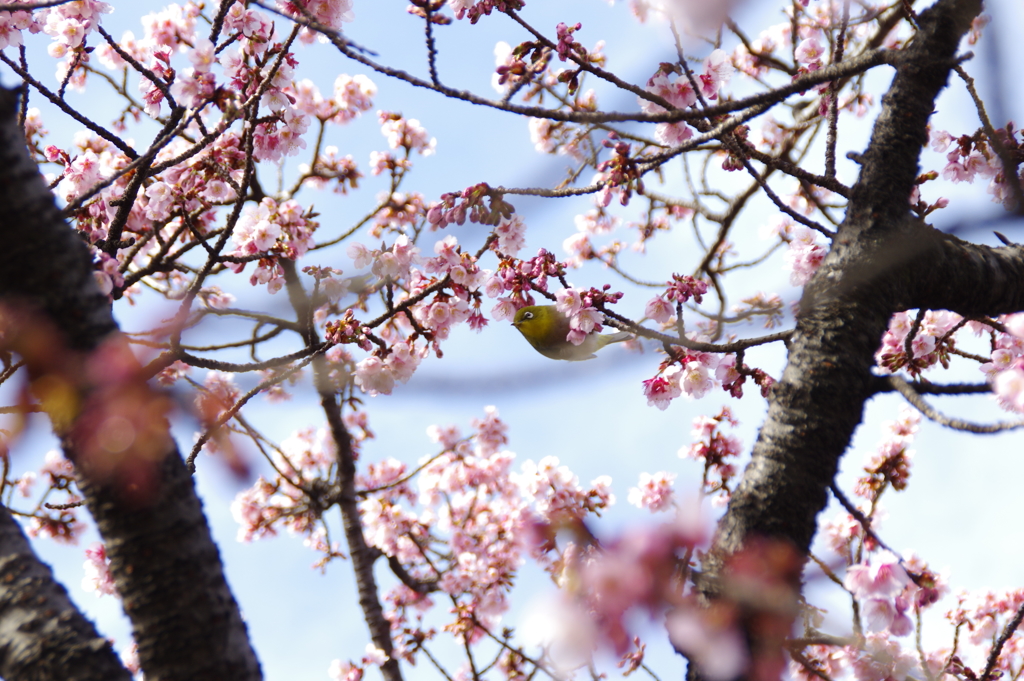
512 305 631 361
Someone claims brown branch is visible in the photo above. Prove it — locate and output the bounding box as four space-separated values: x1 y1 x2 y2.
887 375 1024 434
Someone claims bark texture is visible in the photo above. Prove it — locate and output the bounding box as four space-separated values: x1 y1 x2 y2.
0 506 132 681
711 0 994 565
0 87 262 681
693 0 1022 677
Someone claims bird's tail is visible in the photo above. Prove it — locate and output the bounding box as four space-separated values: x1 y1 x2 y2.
601 331 632 345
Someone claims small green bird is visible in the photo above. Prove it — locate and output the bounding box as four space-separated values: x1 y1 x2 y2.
512 305 631 361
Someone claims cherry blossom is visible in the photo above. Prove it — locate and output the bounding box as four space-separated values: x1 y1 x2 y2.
628 472 677 512
82 543 117 597
784 225 827 285
643 366 682 410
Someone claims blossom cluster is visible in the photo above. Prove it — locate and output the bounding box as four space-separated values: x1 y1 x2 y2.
426 182 516 229
784 224 828 286
446 0 524 23
337 409 615 670
488 249 566 319
22 451 87 544
553 285 624 345
873 310 1024 415
231 426 339 543
227 197 319 293
595 134 643 207
875 310 961 377
977 314 1024 412
640 49 733 148
644 274 709 323
931 125 1023 207
794 410 955 681
854 407 919 501
641 348 767 409
15 0 396 307
681 407 742 502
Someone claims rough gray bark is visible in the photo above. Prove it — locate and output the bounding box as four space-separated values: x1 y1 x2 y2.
0 506 133 681
0 87 263 681
693 0 1019 677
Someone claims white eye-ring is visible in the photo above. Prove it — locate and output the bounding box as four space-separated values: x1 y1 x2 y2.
524 311 534 320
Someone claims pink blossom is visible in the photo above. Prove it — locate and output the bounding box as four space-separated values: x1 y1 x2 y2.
1005 314 1024 338
28 511 86 544
643 367 682 410
715 355 740 385
362 644 388 666
427 423 462 450
0 12 28 49
329 660 363 681
491 298 517 321
929 127 953 152
379 112 436 155
60 149 105 202
289 0 354 30
391 235 421 272
431 235 461 268
347 242 372 269
82 543 117 596
14 472 35 497
385 342 421 384
528 117 558 153
482 274 505 299
41 450 75 482
785 226 827 285
993 366 1024 412
699 49 733 101
794 37 824 65
555 288 583 317
655 121 694 145
333 74 376 122
981 348 1016 377
645 295 674 323
862 596 913 636
570 307 602 335
642 72 697 114
198 371 240 422
844 551 911 600
262 88 291 113
627 472 676 512
680 357 716 398
471 406 509 456
92 250 124 296
250 260 286 294
563 232 593 267
188 37 216 72
942 156 971 183
822 511 863 558
843 632 918 681
354 356 396 396
250 220 282 251
495 215 527 256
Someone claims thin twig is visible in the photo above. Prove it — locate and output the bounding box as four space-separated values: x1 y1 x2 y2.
888 375 1024 434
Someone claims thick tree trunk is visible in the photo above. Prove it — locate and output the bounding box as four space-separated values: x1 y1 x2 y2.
692 0 1023 678
0 506 133 681
0 87 262 681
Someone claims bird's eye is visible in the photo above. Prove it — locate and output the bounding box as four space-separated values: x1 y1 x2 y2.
524 311 534 320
